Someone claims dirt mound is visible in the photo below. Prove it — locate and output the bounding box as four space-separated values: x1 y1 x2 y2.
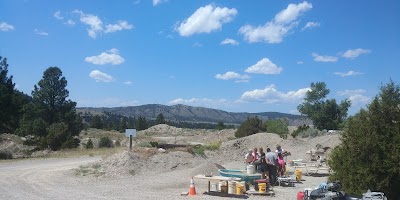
140 124 183 136
0 134 35 159
189 161 222 177
218 132 340 163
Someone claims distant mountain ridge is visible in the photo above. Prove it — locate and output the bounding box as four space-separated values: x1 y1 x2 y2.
77 104 311 125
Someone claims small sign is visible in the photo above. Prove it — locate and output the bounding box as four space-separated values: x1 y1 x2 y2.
125 129 137 138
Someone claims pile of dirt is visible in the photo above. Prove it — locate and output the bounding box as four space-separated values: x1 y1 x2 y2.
139 124 183 136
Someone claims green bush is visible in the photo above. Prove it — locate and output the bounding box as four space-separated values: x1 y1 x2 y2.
0 151 12 159
85 138 94 149
114 139 121 147
291 125 310 138
265 118 289 139
205 141 221 150
149 141 159 148
192 145 205 155
98 137 113 148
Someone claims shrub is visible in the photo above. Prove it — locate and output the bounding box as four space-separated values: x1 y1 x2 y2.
114 139 121 147
265 118 289 139
149 141 159 148
98 137 113 148
205 141 221 150
0 151 12 159
291 125 310 138
85 138 94 149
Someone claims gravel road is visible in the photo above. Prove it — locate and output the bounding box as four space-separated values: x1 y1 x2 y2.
0 155 328 200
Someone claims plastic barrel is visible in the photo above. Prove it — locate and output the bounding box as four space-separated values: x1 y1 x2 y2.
210 182 218 191
295 169 302 182
258 183 267 193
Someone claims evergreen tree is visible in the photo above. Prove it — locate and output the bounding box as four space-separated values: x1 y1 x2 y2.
265 118 289 138
155 113 165 124
0 57 29 133
328 81 400 199
298 82 351 130
90 115 103 129
216 121 226 130
119 117 127 133
17 67 82 150
135 116 148 131
235 116 266 138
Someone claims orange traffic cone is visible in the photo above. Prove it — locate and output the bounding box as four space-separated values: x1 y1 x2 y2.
189 177 197 196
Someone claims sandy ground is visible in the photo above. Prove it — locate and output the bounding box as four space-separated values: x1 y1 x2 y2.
0 125 338 199
0 156 329 200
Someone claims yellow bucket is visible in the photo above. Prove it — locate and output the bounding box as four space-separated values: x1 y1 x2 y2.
236 184 244 194
295 169 302 182
258 183 267 193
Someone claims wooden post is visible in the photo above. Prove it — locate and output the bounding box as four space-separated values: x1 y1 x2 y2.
129 135 132 150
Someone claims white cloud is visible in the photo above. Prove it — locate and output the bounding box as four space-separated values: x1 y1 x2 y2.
73 10 132 39
34 29 48 36
193 42 203 47
168 98 230 108
124 81 133 85
239 1 312 43
297 61 304 64
245 58 283 74
337 89 370 105
220 38 239 46
312 53 338 62
215 71 250 82
0 22 15 31
74 10 103 39
54 11 64 20
85 48 125 65
342 48 371 59
66 19 76 26
89 70 114 82
240 84 310 103
104 21 133 33
302 21 320 30
153 0 167 6
275 1 313 24
334 70 363 77
176 4 237 36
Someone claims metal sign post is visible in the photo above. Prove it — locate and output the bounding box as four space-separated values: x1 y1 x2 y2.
125 129 137 150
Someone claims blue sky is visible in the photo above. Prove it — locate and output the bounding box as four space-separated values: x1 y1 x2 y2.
1 0 399 115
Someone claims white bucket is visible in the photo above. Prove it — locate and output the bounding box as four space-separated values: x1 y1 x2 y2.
228 182 236 194
247 164 255 174
210 182 218 191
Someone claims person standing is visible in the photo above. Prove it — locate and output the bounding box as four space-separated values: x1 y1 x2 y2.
252 147 260 170
258 148 268 179
266 148 278 185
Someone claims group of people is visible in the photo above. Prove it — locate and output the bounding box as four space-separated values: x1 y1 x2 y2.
244 144 288 185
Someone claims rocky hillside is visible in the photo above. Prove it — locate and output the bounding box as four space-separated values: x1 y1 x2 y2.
78 104 311 125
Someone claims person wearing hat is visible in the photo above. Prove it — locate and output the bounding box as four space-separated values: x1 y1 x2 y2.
244 149 254 164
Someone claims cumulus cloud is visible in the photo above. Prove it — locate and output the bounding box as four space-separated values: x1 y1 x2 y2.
240 84 310 103
0 22 15 31
153 0 167 6
73 10 133 39
239 1 312 43
302 21 320 30
342 48 371 59
245 58 283 74
176 4 237 36
124 81 133 85
104 21 133 33
337 89 370 105
54 11 64 20
215 71 250 82
220 38 239 45
297 61 304 64
168 98 230 108
85 48 125 65
312 53 338 62
89 70 114 82
34 29 48 36
334 70 363 77
66 19 76 25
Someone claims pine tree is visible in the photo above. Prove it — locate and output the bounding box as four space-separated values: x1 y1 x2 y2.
328 81 400 199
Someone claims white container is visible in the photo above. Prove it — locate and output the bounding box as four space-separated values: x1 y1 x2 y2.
210 182 218 191
228 182 236 194
246 164 255 174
